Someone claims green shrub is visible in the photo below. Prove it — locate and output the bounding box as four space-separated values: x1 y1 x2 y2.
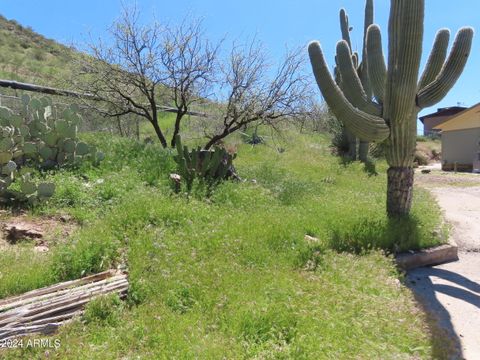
32 48 45 61
238 305 298 358
414 150 429 166
52 229 121 280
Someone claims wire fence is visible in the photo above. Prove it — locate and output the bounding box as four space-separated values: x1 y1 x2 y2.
0 79 214 142
0 89 142 139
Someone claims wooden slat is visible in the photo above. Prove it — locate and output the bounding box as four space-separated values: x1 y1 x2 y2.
0 274 125 314
0 279 128 327
0 270 116 309
0 270 128 341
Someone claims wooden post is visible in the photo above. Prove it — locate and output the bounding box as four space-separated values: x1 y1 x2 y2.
116 116 124 137
136 118 140 140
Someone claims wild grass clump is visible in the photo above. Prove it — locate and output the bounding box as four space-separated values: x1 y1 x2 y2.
83 294 124 326
327 188 445 253
0 249 54 298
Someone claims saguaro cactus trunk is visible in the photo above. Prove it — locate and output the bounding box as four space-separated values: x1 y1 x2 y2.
308 0 473 217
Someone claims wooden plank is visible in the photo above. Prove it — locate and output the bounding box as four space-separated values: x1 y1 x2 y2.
0 275 124 314
0 270 128 341
0 270 116 309
0 278 127 324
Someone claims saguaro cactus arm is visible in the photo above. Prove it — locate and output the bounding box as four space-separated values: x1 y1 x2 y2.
417 27 474 109
335 41 381 116
339 9 352 50
418 29 450 90
363 0 374 35
366 25 387 103
308 41 389 141
351 52 359 68
360 0 374 93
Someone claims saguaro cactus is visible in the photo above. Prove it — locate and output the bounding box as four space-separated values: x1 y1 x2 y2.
309 0 473 217
336 0 374 162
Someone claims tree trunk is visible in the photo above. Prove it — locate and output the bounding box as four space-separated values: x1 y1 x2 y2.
387 167 414 217
204 134 223 150
204 125 242 150
116 116 124 137
151 119 167 148
171 112 184 148
135 118 140 140
358 141 369 162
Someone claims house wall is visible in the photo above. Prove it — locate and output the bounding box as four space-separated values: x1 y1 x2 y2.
423 115 455 135
442 127 480 166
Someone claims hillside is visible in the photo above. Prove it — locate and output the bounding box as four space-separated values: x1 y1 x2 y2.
0 15 74 87
0 13 456 359
0 130 450 359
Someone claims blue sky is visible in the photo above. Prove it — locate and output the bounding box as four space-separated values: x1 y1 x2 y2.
1 0 479 133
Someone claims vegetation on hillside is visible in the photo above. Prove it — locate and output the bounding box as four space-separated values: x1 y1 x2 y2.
1 124 450 358
0 15 74 85
415 137 442 166
0 6 456 358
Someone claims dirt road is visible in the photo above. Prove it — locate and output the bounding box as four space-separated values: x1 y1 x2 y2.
408 177 480 359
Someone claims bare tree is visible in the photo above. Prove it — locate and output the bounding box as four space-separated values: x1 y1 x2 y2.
161 19 220 147
293 99 332 134
74 7 218 148
204 41 311 149
74 7 309 149
75 6 169 146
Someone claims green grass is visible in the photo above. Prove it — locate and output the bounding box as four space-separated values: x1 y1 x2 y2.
0 129 449 359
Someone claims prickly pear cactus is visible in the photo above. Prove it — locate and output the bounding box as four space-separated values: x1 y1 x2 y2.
14 171 56 205
0 95 104 204
173 135 236 191
21 95 105 169
0 105 55 204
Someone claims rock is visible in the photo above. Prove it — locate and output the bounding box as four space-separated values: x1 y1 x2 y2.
170 173 182 193
34 245 49 253
2 221 44 243
304 235 320 244
170 173 181 182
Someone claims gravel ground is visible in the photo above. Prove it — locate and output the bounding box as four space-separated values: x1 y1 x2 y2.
408 177 480 360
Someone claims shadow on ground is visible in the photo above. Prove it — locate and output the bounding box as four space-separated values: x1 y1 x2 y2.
407 264 480 359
